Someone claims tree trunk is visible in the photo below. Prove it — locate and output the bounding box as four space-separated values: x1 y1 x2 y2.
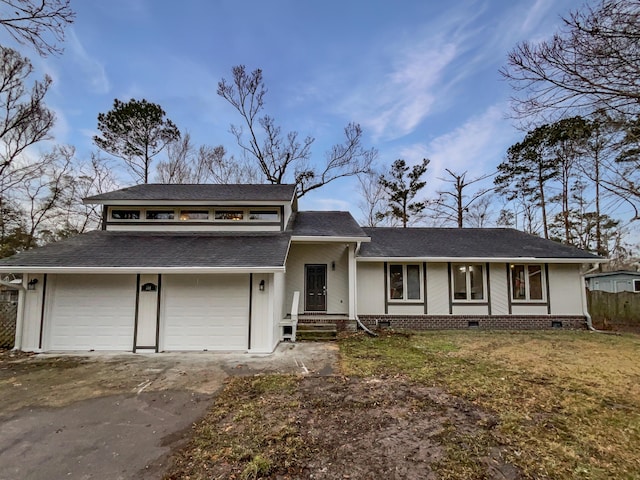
538 168 549 239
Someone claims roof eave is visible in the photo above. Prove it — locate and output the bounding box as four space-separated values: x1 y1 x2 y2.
292 235 371 243
83 199 292 206
0 266 287 274
356 256 606 263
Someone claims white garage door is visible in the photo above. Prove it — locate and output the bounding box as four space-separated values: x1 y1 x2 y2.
47 274 136 351
162 274 249 351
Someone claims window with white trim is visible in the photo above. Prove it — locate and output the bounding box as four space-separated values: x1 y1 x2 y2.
146 210 175 220
388 264 422 301
179 210 209 220
111 209 140 220
452 264 485 301
510 264 545 301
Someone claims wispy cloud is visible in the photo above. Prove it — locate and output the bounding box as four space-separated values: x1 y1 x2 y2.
335 39 460 142
325 4 492 143
67 29 110 94
394 104 519 197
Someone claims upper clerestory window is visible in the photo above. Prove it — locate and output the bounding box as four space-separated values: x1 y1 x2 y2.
146 210 175 220
111 209 140 220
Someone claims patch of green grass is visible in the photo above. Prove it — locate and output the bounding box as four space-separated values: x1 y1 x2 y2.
241 454 272 480
340 330 640 479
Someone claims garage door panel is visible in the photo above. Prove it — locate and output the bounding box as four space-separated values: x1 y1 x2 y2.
47 275 136 351
163 275 249 351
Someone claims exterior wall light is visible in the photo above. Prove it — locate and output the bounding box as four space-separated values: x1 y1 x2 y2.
259 279 265 291
27 278 39 290
331 261 336 271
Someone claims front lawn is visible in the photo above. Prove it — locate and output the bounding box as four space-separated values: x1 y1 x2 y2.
165 331 640 479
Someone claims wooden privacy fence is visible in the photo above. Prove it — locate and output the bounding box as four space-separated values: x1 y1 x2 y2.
0 301 17 348
587 290 640 332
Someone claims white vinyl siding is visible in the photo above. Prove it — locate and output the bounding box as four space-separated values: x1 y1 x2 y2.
426 263 448 315
46 274 136 351
162 274 249 351
489 263 509 315
356 262 385 315
285 243 349 315
548 264 583 315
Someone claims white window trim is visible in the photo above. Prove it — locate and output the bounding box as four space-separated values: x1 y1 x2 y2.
388 263 423 302
109 207 280 223
109 208 142 221
510 264 547 303
451 263 487 303
145 208 177 220
633 279 640 293
178 209 211 221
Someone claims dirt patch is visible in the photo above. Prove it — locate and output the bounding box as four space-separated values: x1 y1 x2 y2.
166 375 518 480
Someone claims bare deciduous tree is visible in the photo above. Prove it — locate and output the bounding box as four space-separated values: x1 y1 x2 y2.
155 132 260 184
502 0 640 121
431 169 494 228
357 170 391 227
0 46 54 191
217 65 376 197
0 0 74 56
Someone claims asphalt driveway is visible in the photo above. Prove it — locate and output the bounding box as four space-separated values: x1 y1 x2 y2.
0 343 338 480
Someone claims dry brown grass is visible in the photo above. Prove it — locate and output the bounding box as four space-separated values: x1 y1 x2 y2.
340 330 640 479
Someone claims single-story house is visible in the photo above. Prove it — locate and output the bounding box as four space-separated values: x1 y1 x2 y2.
585 270 640 293
0 184 604 353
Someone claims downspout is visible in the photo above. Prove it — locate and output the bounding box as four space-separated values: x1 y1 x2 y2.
354 241 377 337
581 263 604 332
1 278 26 350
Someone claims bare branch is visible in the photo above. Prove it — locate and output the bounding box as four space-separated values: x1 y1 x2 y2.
0 0 74 56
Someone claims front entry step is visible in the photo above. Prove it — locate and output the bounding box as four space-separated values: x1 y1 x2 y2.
296 323 337 341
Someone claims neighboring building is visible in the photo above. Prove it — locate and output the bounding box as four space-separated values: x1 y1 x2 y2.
585 271 640 293
0 184 604 353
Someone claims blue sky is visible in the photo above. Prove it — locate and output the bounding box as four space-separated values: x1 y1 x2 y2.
1 0 585 218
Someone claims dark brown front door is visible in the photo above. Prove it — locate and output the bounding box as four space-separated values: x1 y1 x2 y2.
305 264 327 311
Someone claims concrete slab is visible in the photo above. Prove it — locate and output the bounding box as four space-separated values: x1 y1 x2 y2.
0 342 339 480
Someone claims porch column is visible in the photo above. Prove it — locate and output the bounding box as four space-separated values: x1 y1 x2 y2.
348 243 356 319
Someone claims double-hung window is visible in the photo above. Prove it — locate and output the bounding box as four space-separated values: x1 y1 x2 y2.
511 264 544 301
452 264 485 301
388 264 422 301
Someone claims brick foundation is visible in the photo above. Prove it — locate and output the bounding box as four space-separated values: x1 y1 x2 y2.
357 315 586 331
297 317 357 332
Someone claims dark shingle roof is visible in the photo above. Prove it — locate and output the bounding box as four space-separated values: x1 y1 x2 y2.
289 211 368 238
359 228 601 260
0 231 291 269
85 184 297 203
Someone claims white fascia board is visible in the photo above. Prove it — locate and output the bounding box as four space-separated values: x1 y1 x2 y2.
0 266 286 274
292 236 371 243
84 199 291 206
356 256 607 264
